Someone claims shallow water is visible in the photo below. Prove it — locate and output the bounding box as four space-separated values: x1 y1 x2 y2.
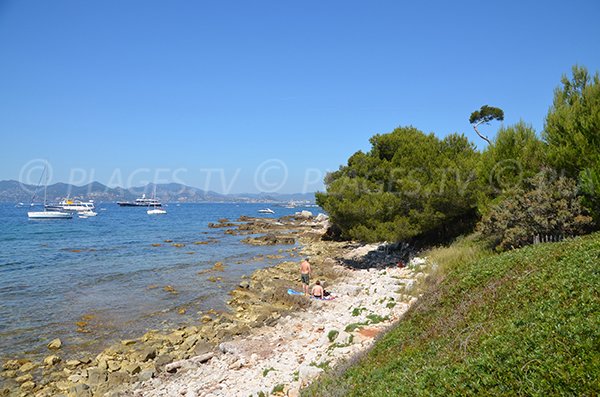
0 202 313 362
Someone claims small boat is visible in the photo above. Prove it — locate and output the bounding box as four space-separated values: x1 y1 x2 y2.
28 166 73 219
147 187 167 215
29 210 73 219
258 208 275 214
79 210 97 217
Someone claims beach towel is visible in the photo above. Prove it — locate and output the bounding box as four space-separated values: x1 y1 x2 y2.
287 288 336 300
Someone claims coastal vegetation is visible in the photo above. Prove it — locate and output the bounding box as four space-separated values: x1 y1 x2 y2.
317 65 600 251
308 65 600 395
303 233 600 396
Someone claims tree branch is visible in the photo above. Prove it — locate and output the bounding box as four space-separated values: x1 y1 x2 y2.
472 124 491 145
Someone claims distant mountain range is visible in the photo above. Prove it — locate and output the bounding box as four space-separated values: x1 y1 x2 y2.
0 180 316 204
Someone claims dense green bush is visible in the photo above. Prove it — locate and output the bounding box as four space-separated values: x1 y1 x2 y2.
544 65 600 176
316 127 480 243
477 121 546 214
544 65 600 220
479 171 593 251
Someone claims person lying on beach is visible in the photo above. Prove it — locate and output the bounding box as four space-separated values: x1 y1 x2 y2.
311 280 324 299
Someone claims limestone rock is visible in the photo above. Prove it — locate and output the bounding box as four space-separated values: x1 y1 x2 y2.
47 338 62 350
15 373 33 383
107 360 121 372
154 354 173 370
18 362 36 373
67 374 85 383
298 364 323 384
345 285 363 296
107 370 129 387
87 367 107 385
20 380 36 392
68 383 91 397
122 362 141 375
295 210 313 219
65 359 81 369
2 359 22 371
239 280 250 289
314 213 329 222
139 347 157 362
138 368 155 381
43 355 61 366
2 369 16 378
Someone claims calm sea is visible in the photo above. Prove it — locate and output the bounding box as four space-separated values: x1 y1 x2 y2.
0 202 315 362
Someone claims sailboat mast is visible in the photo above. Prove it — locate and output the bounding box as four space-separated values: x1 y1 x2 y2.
42 165 48 209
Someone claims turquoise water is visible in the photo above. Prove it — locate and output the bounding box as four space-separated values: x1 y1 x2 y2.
0 203 311 362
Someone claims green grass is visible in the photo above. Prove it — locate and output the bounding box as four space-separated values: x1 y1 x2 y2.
303 233 600 396
310 360 331 370
262 367 275 377
345 321 368 333
351 307 366 317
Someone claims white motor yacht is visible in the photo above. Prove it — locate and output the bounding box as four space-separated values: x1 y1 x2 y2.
46 199 95 212
118 194 162 207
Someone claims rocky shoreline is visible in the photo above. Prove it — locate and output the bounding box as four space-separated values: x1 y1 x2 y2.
1 213 429 397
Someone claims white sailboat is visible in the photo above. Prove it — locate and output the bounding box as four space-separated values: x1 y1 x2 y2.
28 167 73 219
147 187 166 215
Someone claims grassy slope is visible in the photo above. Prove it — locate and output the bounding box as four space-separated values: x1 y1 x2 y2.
303 234 600 396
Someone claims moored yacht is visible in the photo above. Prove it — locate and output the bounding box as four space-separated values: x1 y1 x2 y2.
27 167 73 219
46 199 95 212
29 210 73 219
117 194 162 207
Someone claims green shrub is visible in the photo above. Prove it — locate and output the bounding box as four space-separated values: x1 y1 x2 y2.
327 330 339 342
351 307 366 316
262 367 275 377
479 171 593 251
316 127 480 243
345 322 367 332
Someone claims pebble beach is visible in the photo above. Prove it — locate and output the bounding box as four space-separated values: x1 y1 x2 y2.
134 255 425 397
1 213 429 397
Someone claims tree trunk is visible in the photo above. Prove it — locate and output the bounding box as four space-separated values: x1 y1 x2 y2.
472 123 491 145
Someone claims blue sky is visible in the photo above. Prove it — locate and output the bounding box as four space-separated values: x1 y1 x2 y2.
1 0 599 193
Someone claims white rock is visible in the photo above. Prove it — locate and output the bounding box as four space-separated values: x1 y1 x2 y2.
298 364 323 385
295 210 313 218
344 285 362 297
314 213 329 222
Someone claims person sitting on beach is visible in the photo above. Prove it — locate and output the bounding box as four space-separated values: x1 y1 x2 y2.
300 257 312 296
311 280 324 299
